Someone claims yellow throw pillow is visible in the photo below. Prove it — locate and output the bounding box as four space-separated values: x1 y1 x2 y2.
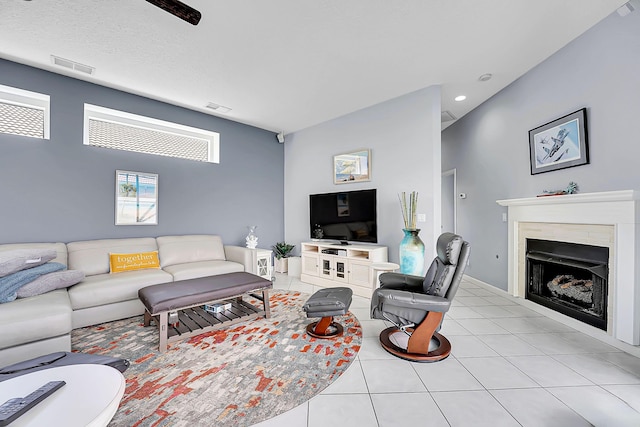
109 251 160 273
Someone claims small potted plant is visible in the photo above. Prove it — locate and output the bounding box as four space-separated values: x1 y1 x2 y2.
272 242 295 273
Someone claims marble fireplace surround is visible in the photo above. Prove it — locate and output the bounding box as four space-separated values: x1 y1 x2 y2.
497 190 640 346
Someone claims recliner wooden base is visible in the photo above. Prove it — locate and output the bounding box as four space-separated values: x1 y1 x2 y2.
303 287 352 339
306 316 344 338
378 311 451 362
379 326 451 362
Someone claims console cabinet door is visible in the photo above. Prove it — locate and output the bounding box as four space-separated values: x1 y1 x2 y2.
333 258 349 284
348 260 371 288
253 249 272 280
319 255 349 283
302 254 319 276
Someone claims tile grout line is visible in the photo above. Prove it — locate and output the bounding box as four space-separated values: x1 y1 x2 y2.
276 276 640 426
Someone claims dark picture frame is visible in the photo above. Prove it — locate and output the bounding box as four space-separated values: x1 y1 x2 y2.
529 108 589 175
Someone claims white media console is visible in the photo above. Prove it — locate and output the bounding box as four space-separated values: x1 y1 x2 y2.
300 242 388 298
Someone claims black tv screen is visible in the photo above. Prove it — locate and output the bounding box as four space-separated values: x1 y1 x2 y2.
309 189 377 244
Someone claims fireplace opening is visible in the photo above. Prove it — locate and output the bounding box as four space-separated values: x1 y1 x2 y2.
526 239 608 330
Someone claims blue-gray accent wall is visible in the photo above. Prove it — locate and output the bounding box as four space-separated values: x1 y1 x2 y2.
441 7 640 291
0 59 284 247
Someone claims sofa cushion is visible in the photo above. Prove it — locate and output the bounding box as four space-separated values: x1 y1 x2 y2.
0 262 66 303
157 235 226 268
0 289 72 350
0 243 68 268
17 270 85 299
67 238 158 276
68 269 173 310
163 260 244 281
0 248 57 278
109 251 160 273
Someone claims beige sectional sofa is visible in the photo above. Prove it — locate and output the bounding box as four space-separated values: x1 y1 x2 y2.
0 235 257 366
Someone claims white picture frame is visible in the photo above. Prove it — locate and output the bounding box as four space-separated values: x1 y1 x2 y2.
333 149 371 184
115 170 158 225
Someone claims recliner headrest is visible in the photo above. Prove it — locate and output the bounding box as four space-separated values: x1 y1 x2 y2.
436 232 463 266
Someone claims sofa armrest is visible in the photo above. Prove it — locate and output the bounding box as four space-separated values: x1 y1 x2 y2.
224 246 253 271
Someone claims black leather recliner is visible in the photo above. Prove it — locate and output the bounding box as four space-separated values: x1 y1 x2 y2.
370 232 470 362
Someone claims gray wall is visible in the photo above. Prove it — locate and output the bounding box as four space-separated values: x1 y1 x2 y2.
0 59 284 247
441 170 455 234
441 6 640 290
285 86 441 265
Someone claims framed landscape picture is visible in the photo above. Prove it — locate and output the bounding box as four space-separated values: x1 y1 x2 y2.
333 149 371 184
115 170 158 225
528 108 589 175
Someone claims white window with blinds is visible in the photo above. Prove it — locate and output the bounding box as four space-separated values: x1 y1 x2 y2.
83 104 220 163
0 84 50 139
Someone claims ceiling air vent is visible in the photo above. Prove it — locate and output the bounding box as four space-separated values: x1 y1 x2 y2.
205 102 232 113
51 55 95 75
441 110 457 123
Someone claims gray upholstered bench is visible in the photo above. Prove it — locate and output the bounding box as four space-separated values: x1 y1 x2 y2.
302 287 352 338
138 272 272 351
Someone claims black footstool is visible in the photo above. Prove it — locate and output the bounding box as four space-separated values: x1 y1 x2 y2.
302 287 353 338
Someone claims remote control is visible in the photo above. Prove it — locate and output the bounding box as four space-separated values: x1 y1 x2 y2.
0 380 66 426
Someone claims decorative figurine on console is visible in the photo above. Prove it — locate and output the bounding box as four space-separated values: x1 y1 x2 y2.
538 181 578 197
246 225 258 249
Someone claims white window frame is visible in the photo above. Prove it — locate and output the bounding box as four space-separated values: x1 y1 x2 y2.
0 84 50 139
83 104 220 163
115 170 159 225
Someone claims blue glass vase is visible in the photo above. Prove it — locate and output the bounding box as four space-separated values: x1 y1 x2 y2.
399 228 425 276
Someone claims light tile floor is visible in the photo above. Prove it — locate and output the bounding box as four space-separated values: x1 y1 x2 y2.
253 274 640 427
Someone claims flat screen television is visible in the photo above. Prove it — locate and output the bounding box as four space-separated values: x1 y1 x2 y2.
309 189 377 244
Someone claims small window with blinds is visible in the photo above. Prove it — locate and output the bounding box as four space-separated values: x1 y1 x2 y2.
83 104 219 163
0 84 50 139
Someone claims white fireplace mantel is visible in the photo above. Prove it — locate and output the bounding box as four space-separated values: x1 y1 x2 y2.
497 190 639 207
497 190 640 345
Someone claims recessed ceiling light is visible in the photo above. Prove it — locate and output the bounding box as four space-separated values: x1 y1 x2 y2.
454 95 466 102
478 73 493 82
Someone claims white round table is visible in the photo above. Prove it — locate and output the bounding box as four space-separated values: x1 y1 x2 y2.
371 262 400 288
0 364 125 427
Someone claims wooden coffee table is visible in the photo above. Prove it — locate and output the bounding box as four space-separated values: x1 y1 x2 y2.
138 272 272 352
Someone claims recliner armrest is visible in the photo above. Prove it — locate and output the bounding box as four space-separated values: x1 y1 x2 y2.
379 272 424 291
375 289 451 313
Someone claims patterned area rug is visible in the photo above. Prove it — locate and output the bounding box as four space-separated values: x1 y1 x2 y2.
71 291 361 427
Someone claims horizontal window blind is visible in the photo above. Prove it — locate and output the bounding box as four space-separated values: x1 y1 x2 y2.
84 104 219 163
88 119 210 162
0 102 45 138
0 84 50 139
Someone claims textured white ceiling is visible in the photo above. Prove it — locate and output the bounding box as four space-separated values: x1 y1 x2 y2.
0 0 625 134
